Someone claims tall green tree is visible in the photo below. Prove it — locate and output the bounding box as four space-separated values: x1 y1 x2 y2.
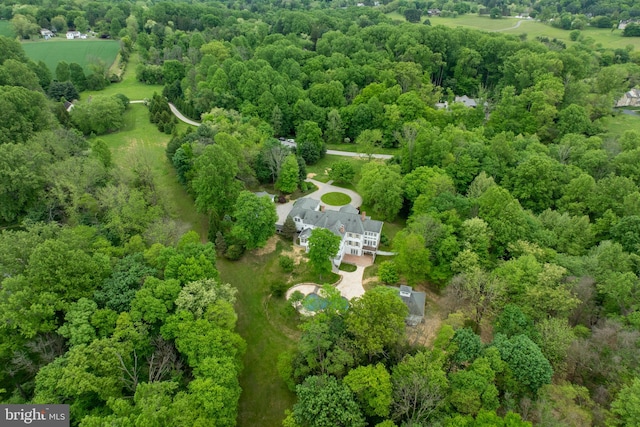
289 375 366 427
307 228 341 280
328 160 356 184
346 287 408 362
296 121 325 165
343 363 393 418
192 145 242 220
276 154 300 194
358 163 403 221
71 96 125 135
392 231 431 286
610 377 640 426
231 191 277 250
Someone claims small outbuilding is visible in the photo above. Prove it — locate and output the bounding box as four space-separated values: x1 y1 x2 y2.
397 285 426 326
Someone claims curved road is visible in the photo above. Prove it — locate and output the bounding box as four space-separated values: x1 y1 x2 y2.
131 99 394 160
491 19 525 32
168 102 202 127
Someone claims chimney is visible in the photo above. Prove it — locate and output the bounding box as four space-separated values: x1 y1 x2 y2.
361 211 366 221
339 225 345 234
321 205 325 212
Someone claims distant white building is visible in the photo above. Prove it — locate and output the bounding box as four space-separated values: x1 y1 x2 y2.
616 89 640 107
40 29 54 40
435 96 487 110
66 31 84 39
618 20 639 30
288 198 383 267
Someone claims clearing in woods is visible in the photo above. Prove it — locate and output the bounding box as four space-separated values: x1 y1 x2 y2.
22 39 120 74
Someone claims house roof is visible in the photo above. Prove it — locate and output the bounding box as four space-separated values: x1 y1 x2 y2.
624 89 640 98
396 286 426 326
339 205 359 214
455 95 477 107
254 191 275 200
290 198 383 235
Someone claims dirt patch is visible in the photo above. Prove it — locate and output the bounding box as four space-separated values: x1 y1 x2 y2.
306 173 317 179
406 290 444 348
279 245 307 266
254 235 278 256
407 311 443 348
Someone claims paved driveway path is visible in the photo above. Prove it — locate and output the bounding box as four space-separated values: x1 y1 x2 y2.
326 149 393 160
276 178 364 224
336 266 366 299
168 103 201 127
305 179 363 210
161 103 394 160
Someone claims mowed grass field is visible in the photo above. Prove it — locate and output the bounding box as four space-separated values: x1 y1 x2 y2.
217 248 298 427
84 53 163 100
22 39 119 74
388 12 640 51
0 20 15 37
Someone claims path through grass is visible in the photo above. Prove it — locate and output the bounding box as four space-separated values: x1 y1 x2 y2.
94 104 207 238
84 53 163 100
217 245 298 427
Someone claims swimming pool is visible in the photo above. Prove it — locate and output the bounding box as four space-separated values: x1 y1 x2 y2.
302 292 349 312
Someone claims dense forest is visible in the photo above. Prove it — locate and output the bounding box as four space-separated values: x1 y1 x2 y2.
2 0 640 425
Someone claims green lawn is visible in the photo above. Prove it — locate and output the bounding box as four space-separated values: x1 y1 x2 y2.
426 14 525 31
598 111 640 139
306 154 369 185
93 104 207 238
0 20 15 37
389 13 640 51
217 242 300 427
22 39 120 74
321 192 352 206
84 53 163 101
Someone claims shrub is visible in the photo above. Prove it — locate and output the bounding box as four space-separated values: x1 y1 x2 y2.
225 244 244 260
270 281 290 297
378 261 399 285
279 255 295 273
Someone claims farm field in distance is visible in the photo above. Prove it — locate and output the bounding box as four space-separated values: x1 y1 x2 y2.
0 20 14 37
388 12 640 50
22 39 119 74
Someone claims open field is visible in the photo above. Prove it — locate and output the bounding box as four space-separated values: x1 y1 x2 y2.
218 246 298 427
306 154 369 184
388 13 640 50
22 39 119 74
598 110 640 139
92 104 207 238
0 20 14 37
84 53 163 100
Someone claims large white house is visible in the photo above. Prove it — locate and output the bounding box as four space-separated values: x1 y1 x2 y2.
288 198 383 266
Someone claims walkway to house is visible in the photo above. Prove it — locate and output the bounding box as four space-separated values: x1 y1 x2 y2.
336 266 366 299
342 254 374 266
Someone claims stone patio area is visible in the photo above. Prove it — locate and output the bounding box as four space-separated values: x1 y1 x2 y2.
342 254 374 267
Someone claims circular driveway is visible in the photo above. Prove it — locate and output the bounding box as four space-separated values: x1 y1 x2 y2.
305 178 363 211
276 178 364 225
